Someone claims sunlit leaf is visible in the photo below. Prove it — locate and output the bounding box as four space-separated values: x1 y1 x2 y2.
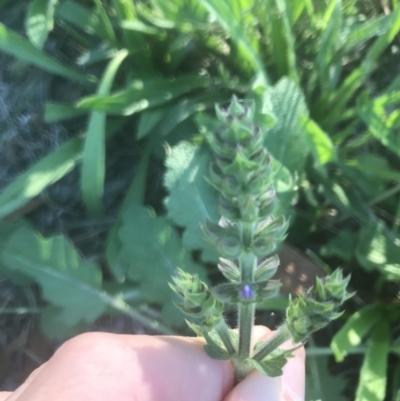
355 321 390 401
331 304 381 362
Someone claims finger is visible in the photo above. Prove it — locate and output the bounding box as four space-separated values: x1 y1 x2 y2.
0 392 12 401
2 364 47 401
257 331 305 401
5 332 234 401
224 329 305 401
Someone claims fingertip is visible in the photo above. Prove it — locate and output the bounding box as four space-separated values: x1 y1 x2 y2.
282 347 305 401
223 370 281 401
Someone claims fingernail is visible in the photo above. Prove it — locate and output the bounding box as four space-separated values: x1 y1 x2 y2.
224 370 282 401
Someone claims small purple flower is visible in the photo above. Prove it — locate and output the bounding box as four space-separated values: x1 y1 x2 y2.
241 284 253 299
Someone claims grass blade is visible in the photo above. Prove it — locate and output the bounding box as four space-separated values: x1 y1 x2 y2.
316 0 341 92
331 304 381 362
76 75 208 115
302 117 336 165
0 138 83 220
81 49 129 217
56 0 112 42
274 0 299 82
197 0 269 85
0 23 92 83
355 322 390 401
26 0 58 48
325 6 400 127
44 102 86 123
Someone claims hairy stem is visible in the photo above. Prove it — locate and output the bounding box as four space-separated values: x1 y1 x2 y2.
252 324 292 362
238 302 256 359
215 319 236 355
238 222 257 360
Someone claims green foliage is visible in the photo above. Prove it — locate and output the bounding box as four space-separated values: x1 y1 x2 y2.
164 141 220 262
119 204 207 324
0 222 171 338
0 0 400 393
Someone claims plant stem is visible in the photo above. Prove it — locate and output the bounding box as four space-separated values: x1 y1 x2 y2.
238 302 255 359
215 319 236 355
238 222 257 361
252 324 292 362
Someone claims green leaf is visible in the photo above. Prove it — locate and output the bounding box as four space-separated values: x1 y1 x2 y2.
316 0 341 92
342 14 391 54
26 0 58 49
1 226 105 327
197 0 268 85
0 138 83 220
356 220 400 281
355 322 390 401
326 6 400 127
81 49 128 217
44 102 86 123
274 0 299 82
120 19 160 35
106 140 153 281
251 347 296 377
265 78 310 173
164 141 220 263
320 229 356 261
331 304 382 362
203 343 231 360
137 106 168 139
306 355 347 401
76 75 208 115
0 225 172 337
56 0 112 42
0 23 92 83
302 117 336 165
40 305 87 339
119 204 207 324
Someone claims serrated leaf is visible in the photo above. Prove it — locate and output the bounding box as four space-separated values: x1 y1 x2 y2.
331 304 381 362
119 204 207 323
0 23 92 83
265 78 310 173
26 0 58 49
356 321 390 401
1 226 105 326
106 140 153 281
0 225 168 336
40 305 86 339
164 141 220 263
203 329 233 360
251 347 295 377
203 342 231 360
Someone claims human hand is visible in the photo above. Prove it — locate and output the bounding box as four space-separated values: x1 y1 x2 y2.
0 326 304 401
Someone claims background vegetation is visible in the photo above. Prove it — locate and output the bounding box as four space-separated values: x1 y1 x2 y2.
0 0 400 400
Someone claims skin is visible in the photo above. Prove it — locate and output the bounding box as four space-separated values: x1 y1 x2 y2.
0 326 305 401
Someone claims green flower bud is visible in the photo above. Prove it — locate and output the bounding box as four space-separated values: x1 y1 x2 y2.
286 269 352 343
170 269 223 328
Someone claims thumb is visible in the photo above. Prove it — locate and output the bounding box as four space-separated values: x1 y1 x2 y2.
223 370 282 401
223 340 305 401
